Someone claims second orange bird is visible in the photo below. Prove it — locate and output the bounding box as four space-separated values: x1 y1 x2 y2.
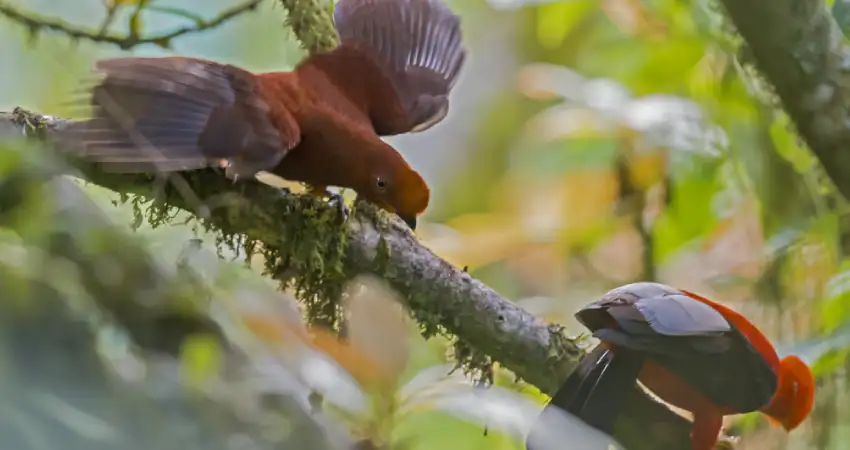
62 0 468 230
527 282 815 450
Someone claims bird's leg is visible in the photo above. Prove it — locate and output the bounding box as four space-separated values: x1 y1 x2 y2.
691 412 723 450
308 184 349 222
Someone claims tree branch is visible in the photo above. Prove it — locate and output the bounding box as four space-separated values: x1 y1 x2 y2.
0 0 697 447
719 0 850 201
0 0 263 50
0 109 693 450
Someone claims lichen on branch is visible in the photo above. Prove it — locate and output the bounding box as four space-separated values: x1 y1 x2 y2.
277 0 339 54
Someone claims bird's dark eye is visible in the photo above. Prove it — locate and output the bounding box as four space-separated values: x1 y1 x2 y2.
375 177 388 192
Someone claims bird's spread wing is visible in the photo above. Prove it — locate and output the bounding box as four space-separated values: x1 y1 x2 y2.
61 57 300 179
330 0 466 135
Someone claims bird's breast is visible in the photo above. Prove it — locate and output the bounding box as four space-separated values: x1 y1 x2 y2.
271 112 377 189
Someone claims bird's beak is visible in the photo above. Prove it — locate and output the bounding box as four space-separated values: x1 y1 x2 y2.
400 214 417 230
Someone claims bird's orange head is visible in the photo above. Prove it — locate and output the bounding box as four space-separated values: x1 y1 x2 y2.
362 148 430 230
761 355 815 431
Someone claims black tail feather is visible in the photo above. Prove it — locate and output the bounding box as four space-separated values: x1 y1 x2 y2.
574 349 643 434
526 345 643 449
550 345 612 417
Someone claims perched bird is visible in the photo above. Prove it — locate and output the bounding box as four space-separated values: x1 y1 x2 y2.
527 282 815 450
60 0 467 230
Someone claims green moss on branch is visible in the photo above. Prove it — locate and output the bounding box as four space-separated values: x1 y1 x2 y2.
277 0 339 54
2 107 696 450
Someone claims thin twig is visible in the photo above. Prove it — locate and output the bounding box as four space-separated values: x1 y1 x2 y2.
94 3 118 37
0 0 263 50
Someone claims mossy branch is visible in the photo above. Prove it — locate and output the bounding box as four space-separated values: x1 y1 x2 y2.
0 0 263 50
0 109 695 450
0 1 694 447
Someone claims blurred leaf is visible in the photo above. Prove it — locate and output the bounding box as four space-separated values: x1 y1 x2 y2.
578 39 648 81
821 262 850 333
535 1 595 49
402 383 624 450
179 333 223 386
241 313 305 345
633 38 706 94
833 0 850 40
398 363 460 403
516 63 587 101
654 162 722 261
781 215 838 306
778 325 850 371
516 137 619 175
811 348 850 376
344 275 412 389
599 0 668 39
294 346 370 416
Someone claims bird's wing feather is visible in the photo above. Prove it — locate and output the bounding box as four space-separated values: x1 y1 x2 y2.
527 344 641 449
594 328 777 412
61 57 299 178
593 327 733 356
578 282 731 337
330 0 466 135
579 283 778 412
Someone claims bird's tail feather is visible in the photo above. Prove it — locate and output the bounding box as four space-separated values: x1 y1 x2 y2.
57 57 288 178
574 348 643 434
526 345 643 450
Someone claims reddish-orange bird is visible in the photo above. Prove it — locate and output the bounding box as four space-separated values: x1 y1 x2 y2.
526 282 815 450
61 0 467 230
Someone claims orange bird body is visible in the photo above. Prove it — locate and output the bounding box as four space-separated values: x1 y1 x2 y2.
527 282 815 450
62 0 467 230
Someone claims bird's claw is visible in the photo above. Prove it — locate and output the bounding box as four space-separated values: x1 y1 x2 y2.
327 191 349 223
